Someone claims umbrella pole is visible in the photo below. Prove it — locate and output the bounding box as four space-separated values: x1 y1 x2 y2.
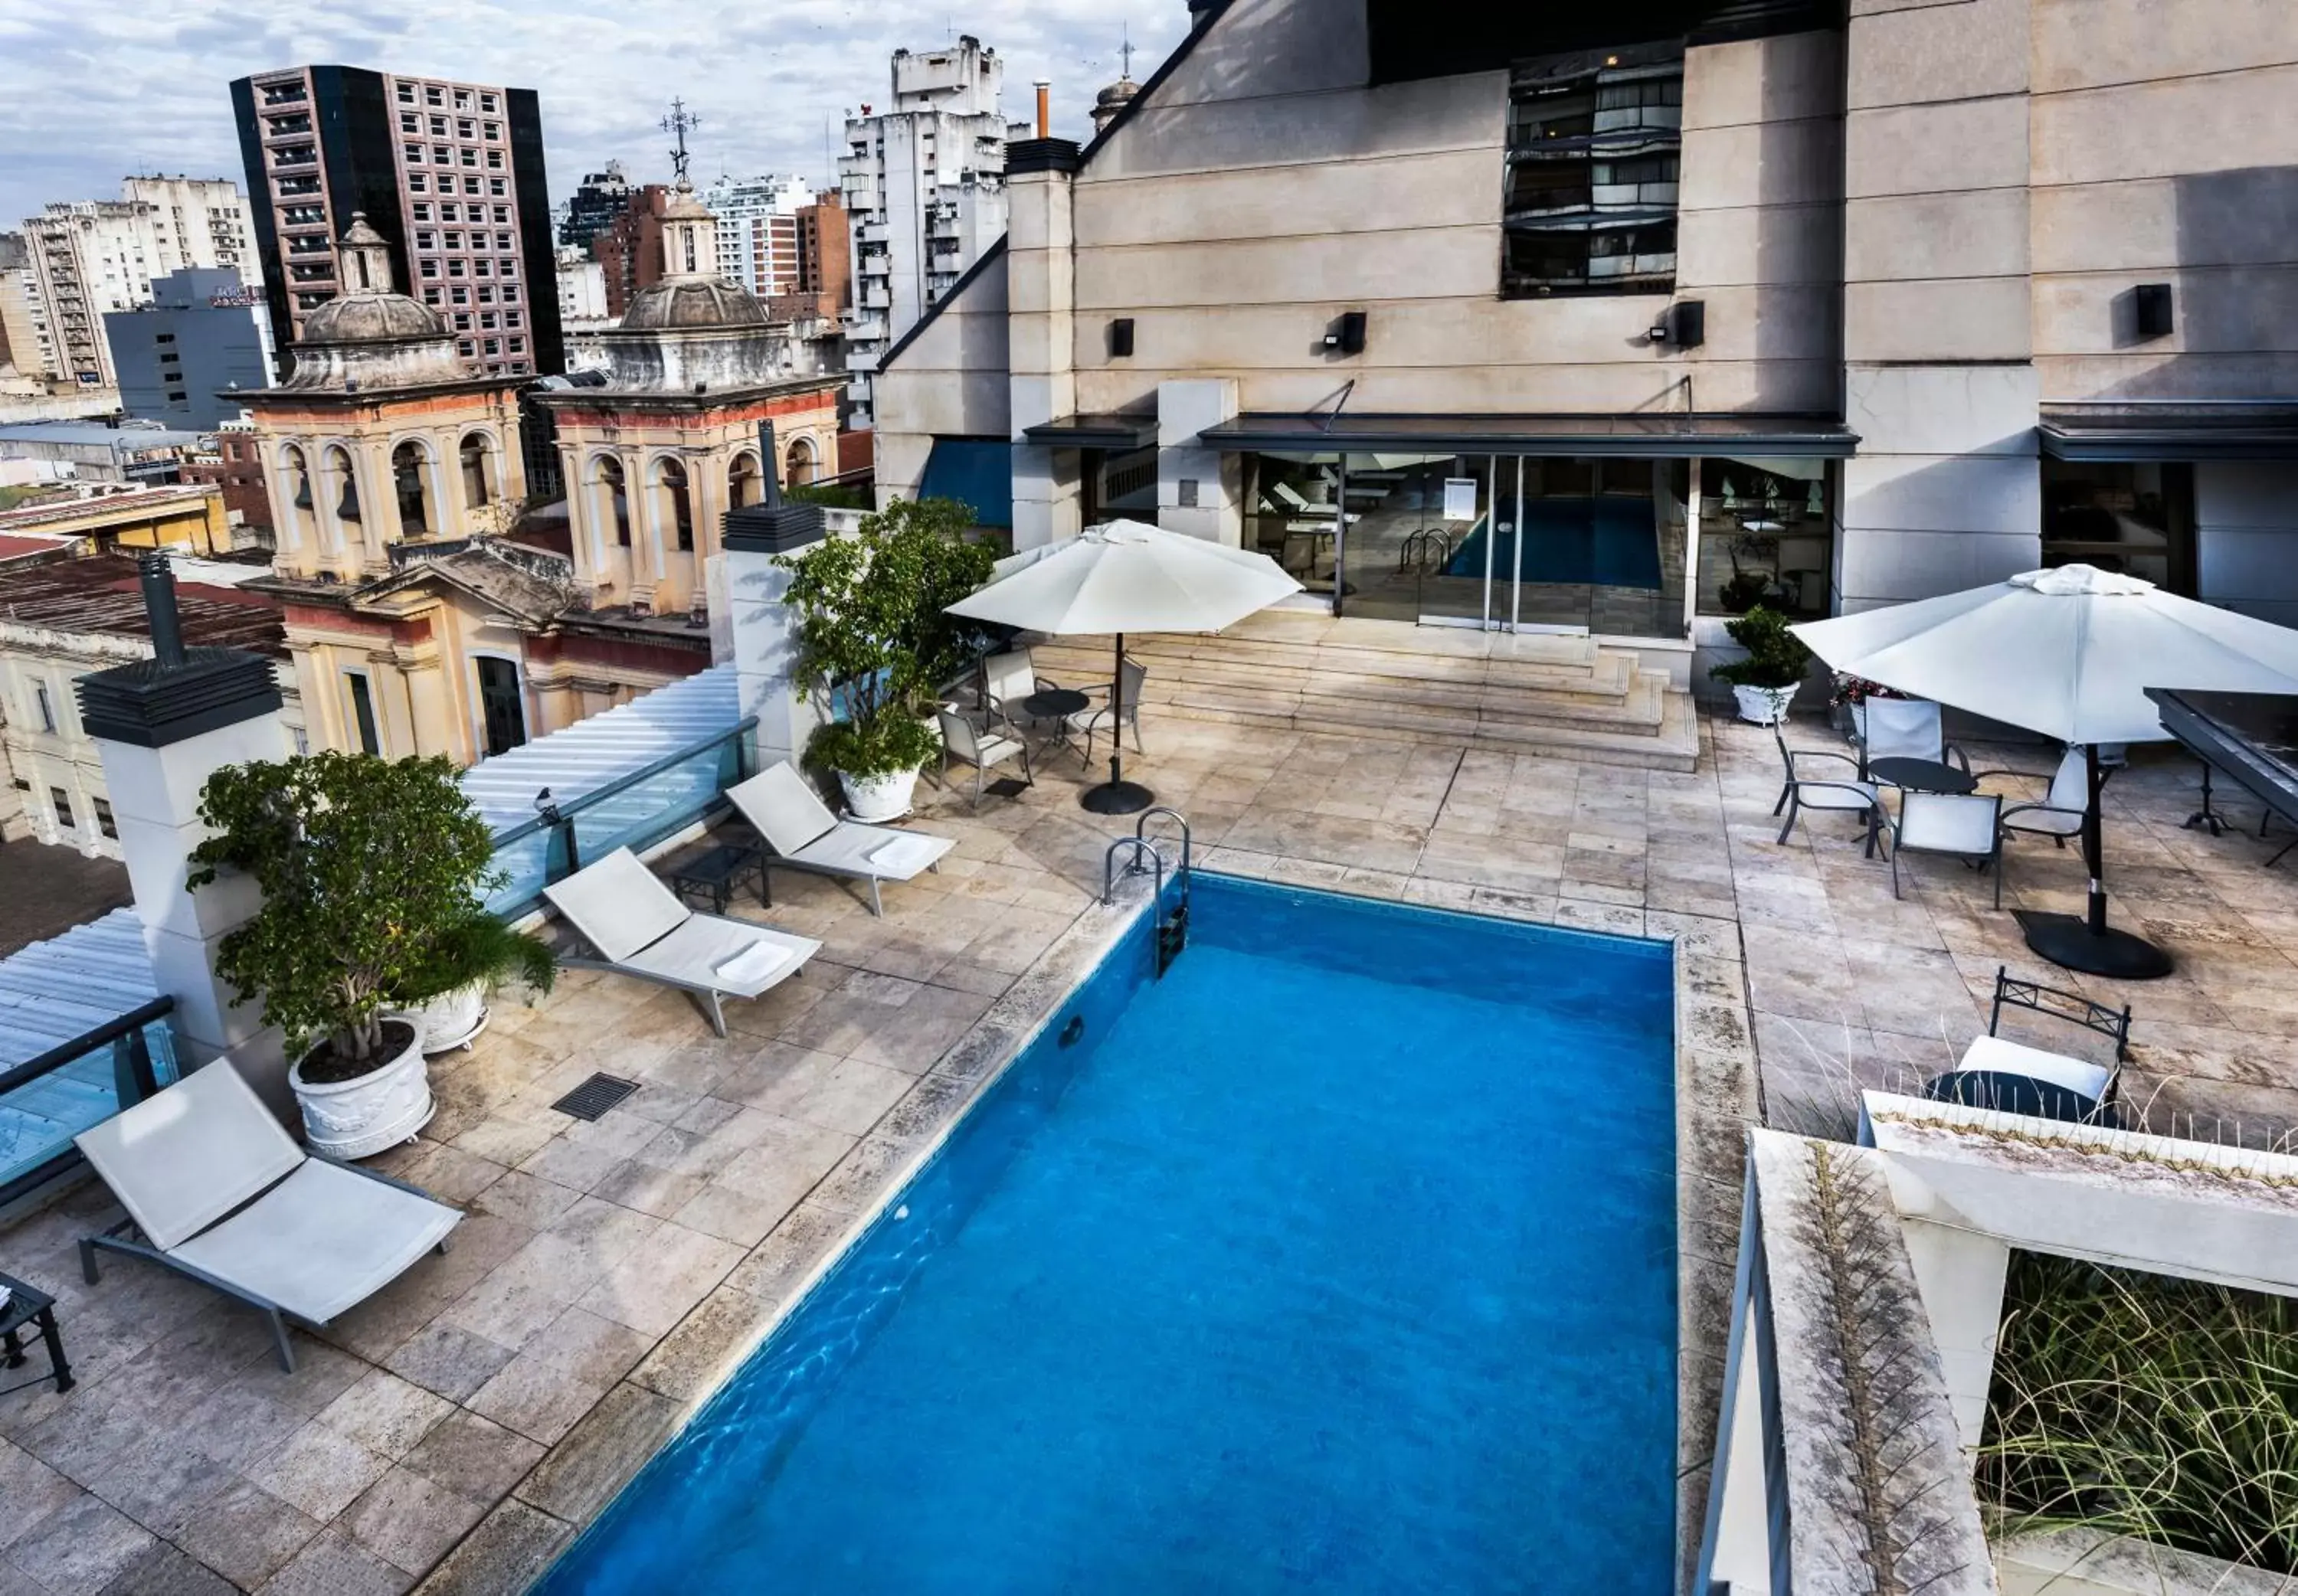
2012 741 2175 980
1080 630 1153 816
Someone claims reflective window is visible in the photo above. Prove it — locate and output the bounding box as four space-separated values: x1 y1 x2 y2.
1502 44 1681 298
2041 461 2194 596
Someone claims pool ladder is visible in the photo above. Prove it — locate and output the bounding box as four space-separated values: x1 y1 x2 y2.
1102 807 1192 977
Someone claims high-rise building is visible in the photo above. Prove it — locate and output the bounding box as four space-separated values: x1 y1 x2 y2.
700 174 813 301
105 268 273 430
591 185 671 319
559 162 634 251
780 192 853 323
837 36 1032 423
0 234 38 377
229 64 564 379
17 178 259 387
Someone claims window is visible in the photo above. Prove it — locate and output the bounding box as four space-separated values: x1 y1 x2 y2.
34 682 55 733
480 93 497 112
457 119 474 138
492 205 509 224
51 788 74 831
93 798 116 840
495 232 512 251
416 231 436 249
400 112 418 132
398 83 416 103
2041 462 2195 595
425 87 443 106
420 258 439 278
476 286 494 303
461 149 479 168
408 174 427 192
509 338 525 355
422 286 442 306
404 143 424 164
483 337 499 355
484 122 500 140
502 284 519 303
1501 44 1682 298
497 257 515 279
473 259 489 277
480 311 496 329
453 312 472 331
443 231 461 249
454 90 471 110
506 311 522 329
486 150 503 170
344 672 381 755
487 178 505 196
434 146 453 165
447 259 465 277
458 339 475 356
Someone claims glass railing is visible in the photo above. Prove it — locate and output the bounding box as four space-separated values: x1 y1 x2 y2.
483 717 757 917
0 997 178 1207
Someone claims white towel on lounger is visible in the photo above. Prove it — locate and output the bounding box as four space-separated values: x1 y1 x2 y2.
713 942 791 986
867 832 941 875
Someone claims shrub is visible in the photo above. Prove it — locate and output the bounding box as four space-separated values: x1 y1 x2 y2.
1710 604 1813 692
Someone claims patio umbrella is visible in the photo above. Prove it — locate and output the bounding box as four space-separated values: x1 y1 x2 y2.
945 518 1301 814
1792 564 2298 979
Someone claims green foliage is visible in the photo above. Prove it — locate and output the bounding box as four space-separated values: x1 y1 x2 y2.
400 911 557 1005
187 751 502 1065
775 496 998 778
1981 1251 2298 1574
784 480 870 510
1710 603 1813 691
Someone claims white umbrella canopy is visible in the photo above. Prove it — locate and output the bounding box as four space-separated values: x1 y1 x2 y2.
945 519 1301 813
1789 564 2298 745
1789 564 2298 980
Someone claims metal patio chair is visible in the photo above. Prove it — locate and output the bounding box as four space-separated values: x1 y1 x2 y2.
1884 790 2002 901
1771 721 1884 854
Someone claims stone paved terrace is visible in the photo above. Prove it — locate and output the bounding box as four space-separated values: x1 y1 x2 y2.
0 708 2293 1594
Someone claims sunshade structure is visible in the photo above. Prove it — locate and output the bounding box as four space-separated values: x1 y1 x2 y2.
1793 564 2298 978
946 519 1302 813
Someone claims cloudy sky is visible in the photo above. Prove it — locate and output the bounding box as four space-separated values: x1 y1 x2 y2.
0 0 1190 230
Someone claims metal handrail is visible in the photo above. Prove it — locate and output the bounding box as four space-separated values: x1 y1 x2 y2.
488 715 760 849
1101 836 1165 908
0 996 174 1097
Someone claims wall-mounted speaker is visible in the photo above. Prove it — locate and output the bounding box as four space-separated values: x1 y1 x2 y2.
2134 283 2175 339
1108 318 1135 358
1324 310 1368 356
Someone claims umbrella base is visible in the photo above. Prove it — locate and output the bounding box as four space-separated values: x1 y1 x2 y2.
1081 780 1155 816
2014 911 2175 980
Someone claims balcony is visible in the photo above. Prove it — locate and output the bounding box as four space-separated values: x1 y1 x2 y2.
270 146 317 168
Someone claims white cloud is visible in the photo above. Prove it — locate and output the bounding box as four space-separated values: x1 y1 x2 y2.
0 0 1188 229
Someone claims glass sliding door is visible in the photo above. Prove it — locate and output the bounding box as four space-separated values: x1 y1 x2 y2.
1335 453 1491 624
1246 452 1345 600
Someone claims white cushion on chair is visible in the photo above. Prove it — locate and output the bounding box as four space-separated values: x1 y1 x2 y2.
1960 1034 2113 1101
1898 792 1999 854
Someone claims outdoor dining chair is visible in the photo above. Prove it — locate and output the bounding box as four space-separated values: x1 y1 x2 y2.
1885 790 2003 901
1071 654 1149 766
1984 746 2093 849
1770 722 1884 854
980 649 1052 731
938 708 1033 807
1856 697 1972 781
1919 965 2128 1126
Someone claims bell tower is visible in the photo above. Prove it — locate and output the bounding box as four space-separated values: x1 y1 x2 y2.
336 213 398 295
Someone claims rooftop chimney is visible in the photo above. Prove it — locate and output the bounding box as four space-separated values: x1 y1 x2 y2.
139 551 188 669
1035 80 1051 138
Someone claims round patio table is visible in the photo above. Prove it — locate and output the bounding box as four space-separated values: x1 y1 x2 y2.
1022 688 1092 768
1868 757 1978 795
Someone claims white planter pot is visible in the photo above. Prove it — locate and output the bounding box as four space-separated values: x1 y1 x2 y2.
1733 683 1796 725
411 980 489 1054
289 1020 434 1159
838 766 918 823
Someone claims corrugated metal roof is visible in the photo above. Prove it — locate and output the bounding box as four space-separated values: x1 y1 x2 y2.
0 907 159 1071
460 662 741 832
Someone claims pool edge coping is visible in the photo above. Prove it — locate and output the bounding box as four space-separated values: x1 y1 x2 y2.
417 875 1759 1596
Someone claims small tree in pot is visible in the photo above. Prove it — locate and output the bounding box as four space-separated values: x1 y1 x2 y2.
777 495 999 820
1710 604 1813 725
394 910 557 1055
188 750 509 1156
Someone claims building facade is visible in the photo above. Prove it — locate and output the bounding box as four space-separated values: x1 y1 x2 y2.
103 267 273 430
702 174 813 301
180 421 273 542
0 551 299 855
536 179 845 619
0 424 212 489
229 64 563 380
559 162 635 251
872 0 2298 681
839 37 1034 424
18 179 260 387
591 185 672 320
784 192 854 323
0 482 234 554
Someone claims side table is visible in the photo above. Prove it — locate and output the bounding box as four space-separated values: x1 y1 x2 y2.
669 842 771 916
0 1272 72 1395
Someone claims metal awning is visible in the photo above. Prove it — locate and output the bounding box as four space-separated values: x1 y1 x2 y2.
459 663 741 833
1021 413 1160 450
2039 404 2298 463
1195 411 1860 457
0 908 158 1071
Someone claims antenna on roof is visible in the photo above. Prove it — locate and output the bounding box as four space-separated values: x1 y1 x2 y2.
662 99 700 184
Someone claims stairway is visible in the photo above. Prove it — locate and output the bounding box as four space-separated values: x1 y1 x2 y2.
1029 611 1700 773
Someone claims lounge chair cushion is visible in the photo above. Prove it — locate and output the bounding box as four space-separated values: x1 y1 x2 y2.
169 1159 460 1323
74 1064 305 1252
624 914 819 998
543 847 691 963
867 832 944 875
1959 1034 2113 1101
725 764 838 858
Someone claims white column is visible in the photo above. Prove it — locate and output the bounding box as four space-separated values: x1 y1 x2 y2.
1157 378 1240 546
725 512 824 773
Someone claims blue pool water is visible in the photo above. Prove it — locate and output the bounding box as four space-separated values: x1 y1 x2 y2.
1446 497 1665 590
540 876 1678 1594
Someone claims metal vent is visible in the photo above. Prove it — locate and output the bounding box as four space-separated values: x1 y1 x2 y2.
552 1073 640 1122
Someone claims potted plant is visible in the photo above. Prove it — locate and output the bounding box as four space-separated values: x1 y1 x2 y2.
1710 603 1812 725
1828 674 1907 741
188 750 506 1157
397 910 557 1055
777 495 998 820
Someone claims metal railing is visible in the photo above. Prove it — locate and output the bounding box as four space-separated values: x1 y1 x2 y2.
0 996 178 1208
483 716 758 917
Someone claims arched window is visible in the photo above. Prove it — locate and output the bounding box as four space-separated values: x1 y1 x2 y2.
325 444 361 524
728 450 761 509
390 440 432 537
785 436 817 488
594 456 630 546
460 432 493 509
281 444 311 512
653 458 694 552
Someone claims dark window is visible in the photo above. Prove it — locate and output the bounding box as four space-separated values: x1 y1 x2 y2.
345 673 381 756
476 656 526 757
1501 44 1682 298
50 787 73 829
93 798 117 840
34 682 55 733
2041 461 2196 597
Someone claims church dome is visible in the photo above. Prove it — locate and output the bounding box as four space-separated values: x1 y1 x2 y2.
300 292 447 343
622 275 769 331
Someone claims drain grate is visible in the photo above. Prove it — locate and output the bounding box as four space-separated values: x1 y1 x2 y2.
985 777 1031 799
552 1073 641 1122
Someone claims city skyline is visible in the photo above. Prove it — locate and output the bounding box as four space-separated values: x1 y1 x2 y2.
0 0 1183 234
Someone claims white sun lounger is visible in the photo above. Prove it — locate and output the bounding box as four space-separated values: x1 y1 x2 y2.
543 845 823 1035
75 1063 461 1372
724 763 955 917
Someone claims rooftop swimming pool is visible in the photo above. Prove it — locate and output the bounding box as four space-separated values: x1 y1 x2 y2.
539 874 1678 1594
